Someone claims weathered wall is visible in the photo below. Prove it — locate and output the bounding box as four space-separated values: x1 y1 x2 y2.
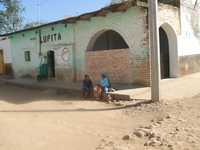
75 6 150 85
10 30 40 78
8 4 182 86
179 0 200 56
9 6 150 85
86 49 133 83
178 0 200 75
10 23 75 80
158 4 180 35
158 4 180 78
40 24 74 81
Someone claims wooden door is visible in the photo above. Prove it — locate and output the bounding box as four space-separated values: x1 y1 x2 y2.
0 50 4 74
47 51 55 78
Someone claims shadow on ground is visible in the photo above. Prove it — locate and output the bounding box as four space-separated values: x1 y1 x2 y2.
0 83 88 104
0 82 152 112
0 100 153 113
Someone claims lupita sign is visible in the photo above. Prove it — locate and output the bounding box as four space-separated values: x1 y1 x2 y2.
41 32 62 43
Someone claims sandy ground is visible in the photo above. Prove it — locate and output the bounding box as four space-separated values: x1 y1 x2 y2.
0 82 200 150
113 73 200 101
97 95 200 150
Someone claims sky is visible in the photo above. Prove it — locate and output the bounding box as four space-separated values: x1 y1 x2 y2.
21 0 111 25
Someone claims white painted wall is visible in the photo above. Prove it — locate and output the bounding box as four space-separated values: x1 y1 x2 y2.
179 0 200 56
0 37 12 63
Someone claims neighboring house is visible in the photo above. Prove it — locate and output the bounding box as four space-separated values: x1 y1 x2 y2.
0 36 12 75
0 0 200 86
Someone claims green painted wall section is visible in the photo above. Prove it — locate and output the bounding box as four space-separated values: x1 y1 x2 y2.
11 30 40 77
10 23 75 79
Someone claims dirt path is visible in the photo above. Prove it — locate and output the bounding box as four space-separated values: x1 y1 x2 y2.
0 84 158 150
0 83 200 150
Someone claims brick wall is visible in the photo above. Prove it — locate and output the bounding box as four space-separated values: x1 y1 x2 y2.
86 49 133 83
135 56 150 86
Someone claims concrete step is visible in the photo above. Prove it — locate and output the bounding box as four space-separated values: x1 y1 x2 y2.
109 92 131 101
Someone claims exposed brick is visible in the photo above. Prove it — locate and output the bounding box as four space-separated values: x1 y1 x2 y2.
86 49 133 83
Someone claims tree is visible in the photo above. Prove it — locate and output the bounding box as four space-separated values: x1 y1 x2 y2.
0 0 24 34
110 0 128 5
23 21 45 29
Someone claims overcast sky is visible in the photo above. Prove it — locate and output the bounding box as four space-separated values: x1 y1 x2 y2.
22 0 111 24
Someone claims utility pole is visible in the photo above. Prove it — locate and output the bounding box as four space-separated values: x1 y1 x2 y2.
148 0 160 102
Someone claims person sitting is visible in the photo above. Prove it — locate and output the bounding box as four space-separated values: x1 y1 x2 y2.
93 84 104 100
82 74 93 98
100 74 111 94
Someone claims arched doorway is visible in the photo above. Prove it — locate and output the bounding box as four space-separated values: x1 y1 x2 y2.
86 30 132 83
159 23 179 79
87 30 129 51
159 27 170 79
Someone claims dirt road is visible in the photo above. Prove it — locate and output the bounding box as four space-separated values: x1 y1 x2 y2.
98 95 200 150
0 83 200 150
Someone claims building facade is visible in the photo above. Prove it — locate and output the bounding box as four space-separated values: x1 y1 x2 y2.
1 0 200 86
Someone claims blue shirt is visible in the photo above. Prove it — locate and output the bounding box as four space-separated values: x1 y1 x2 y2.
101 78 110 88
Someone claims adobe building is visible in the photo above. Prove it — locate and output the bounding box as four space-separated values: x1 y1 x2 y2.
1 0 200 86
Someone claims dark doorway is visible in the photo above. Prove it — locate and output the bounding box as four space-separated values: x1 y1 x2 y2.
47 51 55 78
159 27 170 79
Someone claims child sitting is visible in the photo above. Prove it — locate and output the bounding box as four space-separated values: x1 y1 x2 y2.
82 74 93 98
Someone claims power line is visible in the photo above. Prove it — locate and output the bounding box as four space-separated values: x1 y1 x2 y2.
181 0 200 10
35 0 51 23
36 0 41 23
194 0 199 8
